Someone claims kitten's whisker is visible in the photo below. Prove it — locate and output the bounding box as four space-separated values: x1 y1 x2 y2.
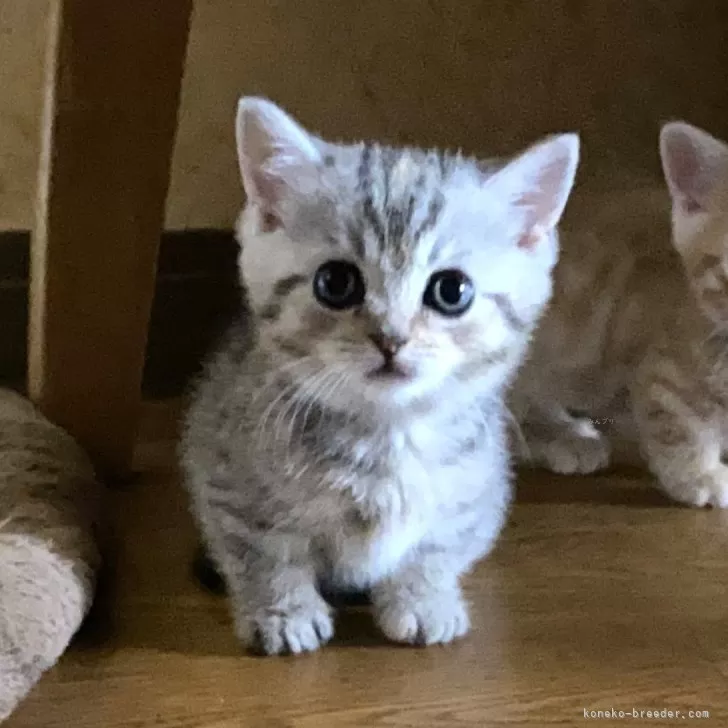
325 368 353 409
326 371 358 437
298 366 346 449
272 379 312 453
305 366 354 434
256 358 333 452
256 377 308 451
253 359 315 429
253 356 315 401
274 365 339 458
285 367 338 457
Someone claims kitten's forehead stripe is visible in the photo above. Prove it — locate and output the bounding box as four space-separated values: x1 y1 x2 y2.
357 142 373 191
363 195 387 250
347 221 367 259
352 143 448 264
379 146 400 209
386 206 407 249
417 194 446 249
405 194 417 229
438 152 449 178
359 145 387 250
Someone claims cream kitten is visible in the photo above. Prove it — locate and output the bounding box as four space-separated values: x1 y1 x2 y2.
513 121 728 509
180 97 580 654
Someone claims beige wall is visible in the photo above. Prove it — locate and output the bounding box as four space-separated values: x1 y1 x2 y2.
1 0 727 231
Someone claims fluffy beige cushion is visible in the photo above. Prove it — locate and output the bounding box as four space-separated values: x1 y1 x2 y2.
0 389 102 722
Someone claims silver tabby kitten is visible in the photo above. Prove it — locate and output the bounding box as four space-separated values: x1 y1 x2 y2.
181 98 579 654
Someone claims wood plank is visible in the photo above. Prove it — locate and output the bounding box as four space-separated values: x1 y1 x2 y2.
28 0 194 477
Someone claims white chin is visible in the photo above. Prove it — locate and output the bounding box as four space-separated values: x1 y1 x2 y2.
362 375 432 406
320 377 416 412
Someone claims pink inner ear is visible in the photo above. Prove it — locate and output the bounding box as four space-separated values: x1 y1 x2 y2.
246 161 287 230
260 211 282 233
248 162 280 206
242 164 283 232
665 132 709 214
682 196 703 214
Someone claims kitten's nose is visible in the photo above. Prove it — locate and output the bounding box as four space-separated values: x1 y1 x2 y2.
369 332 407 361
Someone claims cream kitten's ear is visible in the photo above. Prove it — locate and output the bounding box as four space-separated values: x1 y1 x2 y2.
660 121 728 214
489 133 580 244
236 97 322 225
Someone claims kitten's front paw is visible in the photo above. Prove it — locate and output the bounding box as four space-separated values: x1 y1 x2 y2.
527 423 611 475
662 465 728 509
237 595 334 656
374 588 470 646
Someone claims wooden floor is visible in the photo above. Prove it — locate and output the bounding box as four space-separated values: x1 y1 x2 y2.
7 402 728 727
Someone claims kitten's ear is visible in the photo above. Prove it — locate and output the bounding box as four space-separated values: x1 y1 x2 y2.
660 121 728 214
236 97 322 223
489 133 580 244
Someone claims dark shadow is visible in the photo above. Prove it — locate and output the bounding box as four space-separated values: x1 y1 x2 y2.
328 607 390 649
192 543 226 596
515 467 681 508
72 537 121 649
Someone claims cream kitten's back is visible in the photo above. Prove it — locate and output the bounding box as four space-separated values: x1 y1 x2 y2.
514 184 682 422
514 122 728 508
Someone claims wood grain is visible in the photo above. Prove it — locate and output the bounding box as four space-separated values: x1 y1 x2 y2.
27 0 193 477
5 401 728 727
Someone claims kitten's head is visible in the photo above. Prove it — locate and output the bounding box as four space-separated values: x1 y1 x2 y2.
236 98 579 412
661 121 728 326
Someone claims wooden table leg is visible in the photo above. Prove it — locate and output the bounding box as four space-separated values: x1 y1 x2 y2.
28 0 194 479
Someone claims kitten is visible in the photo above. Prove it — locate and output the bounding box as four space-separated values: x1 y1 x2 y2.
512 121 728 508
180 97 580 654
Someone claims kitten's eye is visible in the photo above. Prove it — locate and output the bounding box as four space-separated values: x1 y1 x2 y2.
313 260 365 310
423 269 474 317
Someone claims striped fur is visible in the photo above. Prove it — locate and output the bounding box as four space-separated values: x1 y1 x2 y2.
511 122 728 509
181 98 579 654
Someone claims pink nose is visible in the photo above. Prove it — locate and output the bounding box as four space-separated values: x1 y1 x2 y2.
369 332 407 361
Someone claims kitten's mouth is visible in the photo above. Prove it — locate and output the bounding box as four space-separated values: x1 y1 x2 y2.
366 361 411 381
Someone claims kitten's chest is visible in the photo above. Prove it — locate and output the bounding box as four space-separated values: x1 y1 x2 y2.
332 428 438 528
322 423 482 587
328 498 429 588
335 420 464 516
